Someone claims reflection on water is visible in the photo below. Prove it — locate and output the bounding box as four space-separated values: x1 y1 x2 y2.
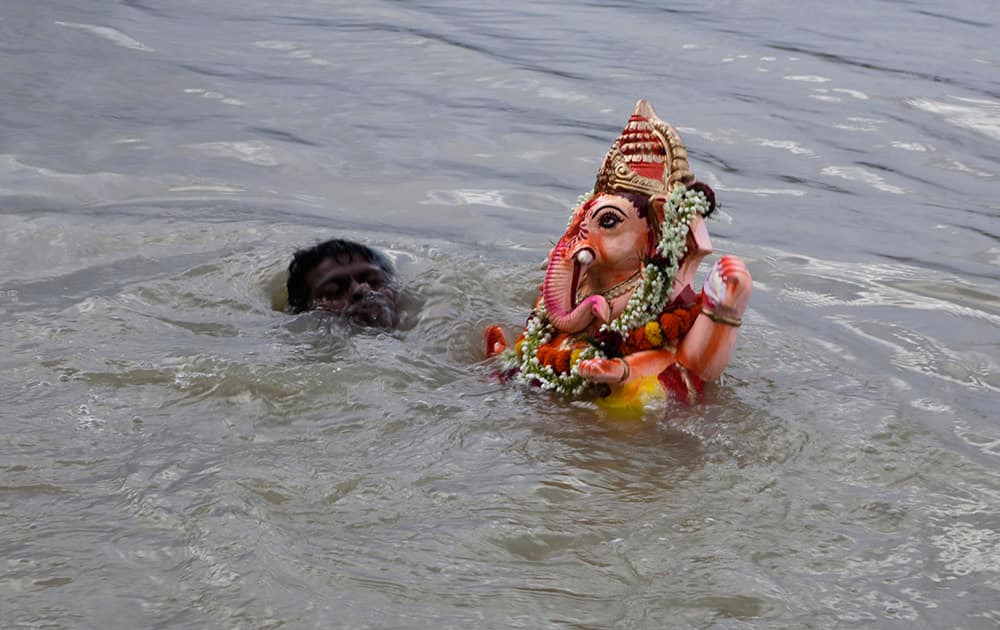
2 0 999 627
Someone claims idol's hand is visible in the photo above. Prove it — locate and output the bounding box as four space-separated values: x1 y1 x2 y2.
701 255 751 322
484 325 508 358
576 357 628 384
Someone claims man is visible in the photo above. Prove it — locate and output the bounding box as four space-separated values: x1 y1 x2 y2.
286 239 401 329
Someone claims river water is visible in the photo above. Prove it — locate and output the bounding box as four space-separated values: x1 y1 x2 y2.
2 1 998 628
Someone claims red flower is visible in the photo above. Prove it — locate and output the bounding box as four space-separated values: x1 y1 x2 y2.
591 329 625 358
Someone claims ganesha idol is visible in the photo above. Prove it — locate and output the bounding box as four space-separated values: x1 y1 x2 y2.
484 99 751 411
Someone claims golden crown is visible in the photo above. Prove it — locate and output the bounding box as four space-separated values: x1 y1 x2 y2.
593 99 694 199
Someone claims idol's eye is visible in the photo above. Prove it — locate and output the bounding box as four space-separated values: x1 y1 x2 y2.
598 212 622 229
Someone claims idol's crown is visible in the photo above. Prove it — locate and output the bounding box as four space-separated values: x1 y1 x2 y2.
593 99 694 199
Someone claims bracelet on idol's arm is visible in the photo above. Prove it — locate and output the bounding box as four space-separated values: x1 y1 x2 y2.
617 358 630 383
701 307 742 327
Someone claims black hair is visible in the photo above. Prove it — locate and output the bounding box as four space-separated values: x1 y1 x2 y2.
615 191 651 219
286 239 395 313
616 184 716 222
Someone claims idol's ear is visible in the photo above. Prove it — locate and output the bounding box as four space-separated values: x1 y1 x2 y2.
688 181 717 218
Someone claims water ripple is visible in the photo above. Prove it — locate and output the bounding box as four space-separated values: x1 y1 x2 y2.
54 21 153 52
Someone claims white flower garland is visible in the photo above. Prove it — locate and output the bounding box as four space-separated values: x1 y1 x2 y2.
505 185 711 396
608 185 708 333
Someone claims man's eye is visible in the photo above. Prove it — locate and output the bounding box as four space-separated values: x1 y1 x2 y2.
598 214 622 229
322 281 345 297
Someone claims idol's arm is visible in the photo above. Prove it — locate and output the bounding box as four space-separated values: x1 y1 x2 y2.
676 256 751 380
577 348 676 384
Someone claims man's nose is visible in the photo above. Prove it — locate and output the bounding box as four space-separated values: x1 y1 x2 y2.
349 279 373 302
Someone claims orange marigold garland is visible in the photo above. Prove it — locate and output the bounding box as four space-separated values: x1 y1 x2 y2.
520 294 704 377
621 296 702 354
622 300 701 354
533 332 575 375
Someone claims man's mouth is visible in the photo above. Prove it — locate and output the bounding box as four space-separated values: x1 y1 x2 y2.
344 298 397 328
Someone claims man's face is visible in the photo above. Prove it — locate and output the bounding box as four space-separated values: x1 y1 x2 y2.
305 253 400 328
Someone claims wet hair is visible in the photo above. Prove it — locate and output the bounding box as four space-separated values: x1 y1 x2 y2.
286 239 395 313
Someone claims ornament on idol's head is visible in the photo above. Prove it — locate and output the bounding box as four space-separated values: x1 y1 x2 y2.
588 99 715 245
593 99 693 200
687 181 716 217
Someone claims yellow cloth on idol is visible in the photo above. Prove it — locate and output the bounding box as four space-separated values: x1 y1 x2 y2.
593 375 665 415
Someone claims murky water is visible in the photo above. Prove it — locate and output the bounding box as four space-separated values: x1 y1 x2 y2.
2 0 999 627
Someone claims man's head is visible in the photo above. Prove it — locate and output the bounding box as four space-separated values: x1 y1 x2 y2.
286 239 400 328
